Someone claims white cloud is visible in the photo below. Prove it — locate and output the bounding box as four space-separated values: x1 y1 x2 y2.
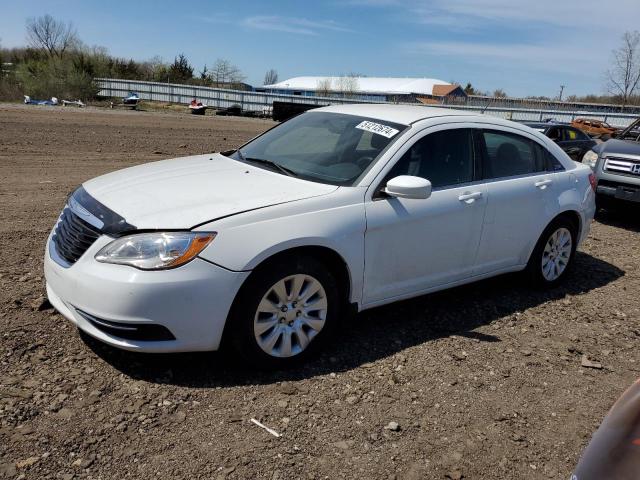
404 40 592 74
351 0 640 31
242 16 352 36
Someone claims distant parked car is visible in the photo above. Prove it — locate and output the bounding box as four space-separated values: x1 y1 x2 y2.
272 101 318 122
122 92 140 106
44 105 595 368
571 118 620 139
525 122 596 161
215 104 242 116
582 117 640 209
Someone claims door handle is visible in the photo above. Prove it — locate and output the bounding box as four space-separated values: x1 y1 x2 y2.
458 191 483 203
535 179 553 189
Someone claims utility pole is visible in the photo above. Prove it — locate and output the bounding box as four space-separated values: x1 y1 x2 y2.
558 85 565 101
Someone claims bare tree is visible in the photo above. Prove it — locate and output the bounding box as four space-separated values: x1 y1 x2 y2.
316 78 333 97
209 58 245 87
263 69 278 85
493 88 507 98
335 74 360 98
26 14 78 57
606 31 640 106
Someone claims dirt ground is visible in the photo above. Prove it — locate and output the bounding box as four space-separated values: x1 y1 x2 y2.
1 103 639 480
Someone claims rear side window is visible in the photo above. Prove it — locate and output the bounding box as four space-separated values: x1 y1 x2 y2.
531 142 566 172
480 130 543 178
385 129 474 188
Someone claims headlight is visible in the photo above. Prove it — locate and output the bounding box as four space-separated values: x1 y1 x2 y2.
582 150 598 168
95 232 216 270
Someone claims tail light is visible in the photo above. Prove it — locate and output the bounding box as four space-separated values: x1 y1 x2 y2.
589 173 597 192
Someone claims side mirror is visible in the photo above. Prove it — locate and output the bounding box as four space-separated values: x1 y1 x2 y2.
384 175 432 200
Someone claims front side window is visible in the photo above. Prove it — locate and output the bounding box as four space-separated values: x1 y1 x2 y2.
228 112 406 186
481 130 544 178
384 128 474 188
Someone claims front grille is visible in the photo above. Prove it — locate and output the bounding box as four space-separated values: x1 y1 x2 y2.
52 208 102 265
604 156 640 176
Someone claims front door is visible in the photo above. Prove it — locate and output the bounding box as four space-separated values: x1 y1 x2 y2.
363 127 487 305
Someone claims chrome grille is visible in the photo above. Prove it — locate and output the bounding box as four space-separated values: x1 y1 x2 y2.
52 208 102 265
604 156 640 176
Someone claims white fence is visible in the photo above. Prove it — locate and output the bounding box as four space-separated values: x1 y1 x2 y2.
95 78 639 127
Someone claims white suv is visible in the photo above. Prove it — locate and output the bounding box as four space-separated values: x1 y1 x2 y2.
44 104 596 368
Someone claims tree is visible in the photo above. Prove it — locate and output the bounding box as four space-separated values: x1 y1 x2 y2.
169 53 193 83
209 58 245 87
606 31 640 106
140 55 168 82
263 68 278 85
199 64 209 80
335 74 360 98
464 82 477 95
316 78 333 97
26 14 78 57
493 88 507 98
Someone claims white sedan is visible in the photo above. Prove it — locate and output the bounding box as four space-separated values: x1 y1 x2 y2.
44 104 596 368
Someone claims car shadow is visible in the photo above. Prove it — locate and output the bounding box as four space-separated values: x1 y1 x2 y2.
595 206 640 233
83 251 624 387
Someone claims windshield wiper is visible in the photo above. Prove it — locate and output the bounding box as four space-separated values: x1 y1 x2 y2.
242 154 299 178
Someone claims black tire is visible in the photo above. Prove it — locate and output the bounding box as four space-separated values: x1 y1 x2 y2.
525 216 578 288
596 195 618 214
228 254 341 369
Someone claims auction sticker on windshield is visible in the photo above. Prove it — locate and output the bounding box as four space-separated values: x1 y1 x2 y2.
355 121 399 138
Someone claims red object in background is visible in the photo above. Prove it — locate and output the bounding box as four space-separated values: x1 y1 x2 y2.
573 379 640 479
589 173 597 193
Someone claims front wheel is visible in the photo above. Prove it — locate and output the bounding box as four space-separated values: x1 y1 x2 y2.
525 218 577 288
228 255 341 369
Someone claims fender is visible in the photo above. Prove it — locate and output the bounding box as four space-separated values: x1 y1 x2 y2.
195 188 367 304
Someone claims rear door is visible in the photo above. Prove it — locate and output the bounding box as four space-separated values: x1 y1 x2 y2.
473 128 557 274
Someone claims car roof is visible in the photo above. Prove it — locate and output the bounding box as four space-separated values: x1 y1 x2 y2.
313 103 476 125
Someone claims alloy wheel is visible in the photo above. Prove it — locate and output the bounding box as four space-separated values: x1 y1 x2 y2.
541 227 572 281
253 274 328 358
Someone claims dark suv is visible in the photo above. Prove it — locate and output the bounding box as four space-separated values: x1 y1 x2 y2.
582 118 640 208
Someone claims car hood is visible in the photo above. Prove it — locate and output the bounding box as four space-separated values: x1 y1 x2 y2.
83 153 338 229
596 138 640 157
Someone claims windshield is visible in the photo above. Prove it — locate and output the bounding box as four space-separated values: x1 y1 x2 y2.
226 111 407 186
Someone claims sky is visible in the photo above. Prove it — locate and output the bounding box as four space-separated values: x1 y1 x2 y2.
1 0 639 98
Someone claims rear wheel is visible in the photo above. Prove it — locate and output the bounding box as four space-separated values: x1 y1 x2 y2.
526 217 577 288
228 255 340 369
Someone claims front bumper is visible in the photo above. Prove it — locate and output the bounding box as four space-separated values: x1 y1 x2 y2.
44 234 250 353
597 181 640 203
596 158 640 203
